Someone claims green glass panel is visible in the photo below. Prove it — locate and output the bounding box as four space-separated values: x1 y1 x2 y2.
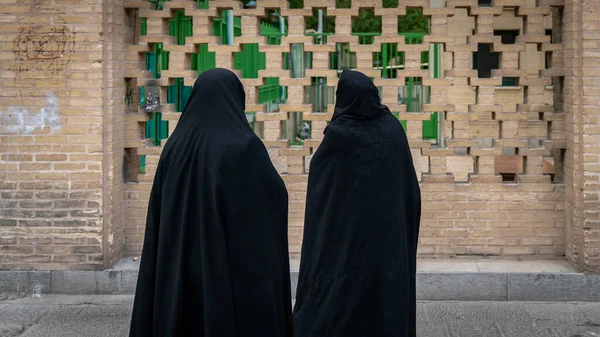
146 51 155 73
213 19 223 42
167 82 177 105
146 44 169 79
140 155 146 174
234 17 242 37
245 112 256 131
145 117 154 140
433 43 440 78
169 10 192 45
150 0 168 10
259 77 283 104
159 44 169 74
375 43 403 78
169 18 177 38
193 44 216 74
213 13 243 43
393 21 439 142
260 20 285 45
430 43 441 143
145 112 169 146
234 50 244 72
168 78 193 112
502 77 518 86
197 0 208 9
283 52 289 70
181 85 192 110
140 86 146 105
422 112 438 140
159 115 169 142
391 112 407 131
235 43 266 78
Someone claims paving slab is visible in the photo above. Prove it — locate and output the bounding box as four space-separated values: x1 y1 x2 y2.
290 271 298 299
0 322 24 337
95 271 122 295
2 258 598 303
425 302 529 323
554 326 600 337
416 303 428 322
447 323 503 337
29 272 51 295
1 296 600 337
0 304 52 333
498 323 561 337
417 323 449 337
19 315 130 337
509 274 600 302
120 270 138 294
426 302 465 322
0 305 52 324
0 273 29 294
577 303 600 326
47 305 132 318
417 273 507 301
50 271 96 295
523 303 588 327
289 259 300 272
477 260 575 273
6 296 102 306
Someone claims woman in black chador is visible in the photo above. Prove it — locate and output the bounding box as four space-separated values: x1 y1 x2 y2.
129 68 293 337
293 70 421 337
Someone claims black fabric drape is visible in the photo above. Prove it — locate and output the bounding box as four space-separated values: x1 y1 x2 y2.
293 70 421 337
129 68 293 337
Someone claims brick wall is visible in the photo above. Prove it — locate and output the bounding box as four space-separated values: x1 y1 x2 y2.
563 0 600 272
1 0 599 272
0 0 126 270
121 0 570 261
102 0 128 268
580 0 600 272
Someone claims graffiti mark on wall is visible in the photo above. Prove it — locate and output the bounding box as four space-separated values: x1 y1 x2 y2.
13 25 75 77
0 92 61 134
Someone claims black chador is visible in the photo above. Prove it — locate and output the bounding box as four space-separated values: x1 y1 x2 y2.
129 68 293 337
293 70 422 337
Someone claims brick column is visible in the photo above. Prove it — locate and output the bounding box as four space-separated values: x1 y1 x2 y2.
0 0 109 270
101 0 127 268
564 0 600 273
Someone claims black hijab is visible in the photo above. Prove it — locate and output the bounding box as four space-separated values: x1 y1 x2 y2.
129 68 293 337
293 70 421 337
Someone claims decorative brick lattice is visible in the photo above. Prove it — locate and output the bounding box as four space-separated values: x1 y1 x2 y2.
122 0 568 258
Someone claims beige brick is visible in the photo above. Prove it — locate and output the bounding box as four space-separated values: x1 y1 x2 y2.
502 247 537 255
1 0 598 271
35 154 68 162
489 238 522 246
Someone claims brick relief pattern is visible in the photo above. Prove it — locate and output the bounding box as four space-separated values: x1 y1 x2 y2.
122 0 568 258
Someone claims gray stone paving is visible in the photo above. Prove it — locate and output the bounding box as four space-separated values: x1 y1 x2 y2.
4 258 600 302
1 295 600 337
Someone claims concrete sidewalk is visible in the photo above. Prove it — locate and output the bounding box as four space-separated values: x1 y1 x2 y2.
2 258 599 302
1 295 600 337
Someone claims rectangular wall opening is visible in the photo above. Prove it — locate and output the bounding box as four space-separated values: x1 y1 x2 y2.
123 148 142 184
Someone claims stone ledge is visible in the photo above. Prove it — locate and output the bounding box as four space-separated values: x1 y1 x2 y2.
1 259 598 302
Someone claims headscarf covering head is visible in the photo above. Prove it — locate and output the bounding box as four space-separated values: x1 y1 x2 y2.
331 70 389 123
179 68 247 125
